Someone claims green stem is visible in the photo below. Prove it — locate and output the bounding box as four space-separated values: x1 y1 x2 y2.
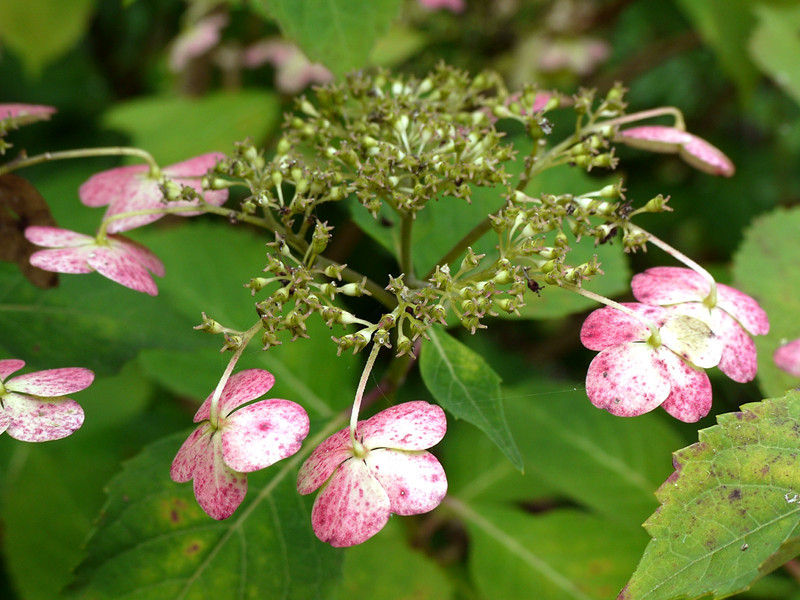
349 342 383 450
400 214 415 279
208 322 262 426
0 146 159 176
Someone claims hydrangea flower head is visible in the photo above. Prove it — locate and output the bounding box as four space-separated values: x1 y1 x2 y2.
774 339 800 378
0 359 93 442
171 369 309 520
617 125 734 177
297 401 447 547
79 153 228 233
581 303 722 422
631 267 769 383
25 226 165 296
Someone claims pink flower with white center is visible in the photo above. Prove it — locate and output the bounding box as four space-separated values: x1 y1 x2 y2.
0 103 56 125
297 401 447 547
25 226 165 296
0 359 93 442
775 339 800 378
616 125 735 177
631 267 770 383
581 303 722 422
79 153 228 233
171 369 309 520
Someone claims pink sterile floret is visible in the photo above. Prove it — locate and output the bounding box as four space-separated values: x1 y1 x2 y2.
418 0 465 12
242 40 333 94
25 226 165 296
0 359 94 442
0 104 56 124
297 401 448 547
631 267 770 383
171 369 309 520
79 153 228 233
774 339 800 378
580 303 722 422
617 125 734 177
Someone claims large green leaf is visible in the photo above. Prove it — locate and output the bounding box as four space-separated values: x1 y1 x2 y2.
622 391 800 600
69 432 342 599
420 327 522 471
749 3 800 107
261 0 403 76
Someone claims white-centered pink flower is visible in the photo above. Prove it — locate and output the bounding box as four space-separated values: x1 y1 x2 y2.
79 153 228 233
581 303 722 422
617 125 735 177
774 339 800 378
171 369 309 520
0 103 56 125
631 267 769 383
0 359 93 442
297 401 448 547
25 226 165 296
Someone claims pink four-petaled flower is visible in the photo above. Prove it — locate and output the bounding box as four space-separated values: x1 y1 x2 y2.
25 226 165 296
297 401 448 547
631 267 769 383
171 369 310 520
774 339 800 378
581 303 722 422
0 359 94 442
79 153 228 233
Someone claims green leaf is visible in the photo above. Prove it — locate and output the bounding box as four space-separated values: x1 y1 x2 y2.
262 0 403 76
622 391 800 600
749 3 800 107
69 433 342 599
732 206 800 397
0 0 95 75
420 327 522 471
103 91 281 165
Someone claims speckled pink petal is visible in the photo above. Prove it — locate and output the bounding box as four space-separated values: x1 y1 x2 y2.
0 104 56 122
617 126 692 152
712 309 759 383
297 427 353 494
87 246 159 296
102 178 171 234
585 343 670 417
367 448 447 515
310 458 390 547
0 359 26 381
775 339 800 378
79 165 149 208
170 424 212 482
679 133 735 177
194 369 277 423
631 267 708 306
191 432 248 520
716 283 769 336
110 236 166 277
361 401 446 451
658 351 712 422
580 303 666 351
660 313 721 369
0 409 10 435
25 226 95 248
29 247 95 274
2 392 84 441
6 367 94 397
222 399 309 472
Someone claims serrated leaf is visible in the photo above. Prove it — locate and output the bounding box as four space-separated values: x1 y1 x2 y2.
621 391 800 600
69 433 342 599
420 327 522 471
262 0 402 75
749 3 800 107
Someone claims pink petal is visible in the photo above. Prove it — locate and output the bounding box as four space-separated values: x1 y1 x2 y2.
679 134 735 177
194 369 277 423
0 359 26 381
658 351 712 422
2 392 84 441
712 310 759 383
617 126 692 152
716 283 770 336
111 236 166 277
580 303 666 351
418 0 465 12
222 399 309 472
631 267 708 306
170 424 211 482
163 153 225 179
28 248 95 274
87 246 159 296
101 178 170 233
361 401 447 451
5 367 94 397
0 104 56 122
585 343 671 417
659 313 722 369
367 449 447 515
79 165 149 208
25 226 94 248
297 427 353 494
310 458 390 547
0 409 10 435
775 339 800 378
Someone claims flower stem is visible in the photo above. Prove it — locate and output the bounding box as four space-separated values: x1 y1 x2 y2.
0 146 159 176
208 322 262 426
349 342 383 449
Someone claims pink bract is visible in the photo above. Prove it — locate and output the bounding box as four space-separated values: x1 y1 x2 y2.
79 153 228 233
297 401 448 547
774 339 800 378
418 0 465 12
242 40 333 94
0 104 56 124
617 125 734 177
631 267 769 383
170 369 309 520
25 226 165 296
580 303 722 422
0 359 93 442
